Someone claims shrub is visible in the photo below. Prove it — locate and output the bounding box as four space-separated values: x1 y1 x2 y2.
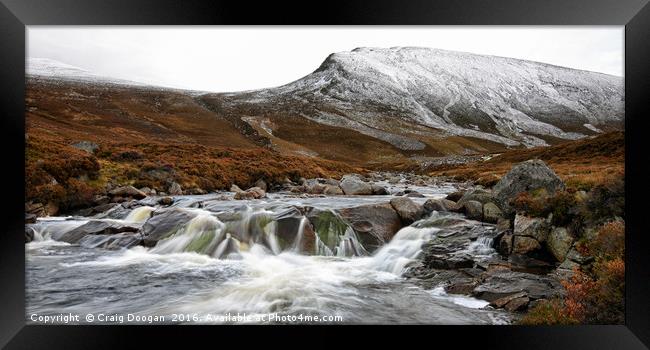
519 299 578 325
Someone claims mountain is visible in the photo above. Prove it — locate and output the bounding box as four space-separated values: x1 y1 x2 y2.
27 57 148 87
200 47 624 154
26 50 624 167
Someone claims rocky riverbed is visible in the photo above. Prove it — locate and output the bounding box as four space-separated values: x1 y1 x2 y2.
26 160 586 324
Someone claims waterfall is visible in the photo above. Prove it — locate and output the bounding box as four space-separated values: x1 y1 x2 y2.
124 206 155 223
291 217 308 253
151 213 226 255
369 226 440 275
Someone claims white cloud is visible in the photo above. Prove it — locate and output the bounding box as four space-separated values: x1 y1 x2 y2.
27 26 623 92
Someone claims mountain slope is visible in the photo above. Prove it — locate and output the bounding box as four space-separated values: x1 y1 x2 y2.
201 47 624 155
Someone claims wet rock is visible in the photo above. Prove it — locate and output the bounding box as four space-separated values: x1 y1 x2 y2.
168 182 183 196
492 159 565 214
482 202 503 224
370 184 389 195
388 176 401 184
322 184 344 195
463 200 483 221
472 270 563 302
158 196 174 206
109 186 147 200
339 175 373 195
92 203 119 214
274 207 316 253
56 220 141 244
546 227 573 262
390 197 424 224
423 198 457 213
79 233 142 249
337 203 402 251
141 209 197 247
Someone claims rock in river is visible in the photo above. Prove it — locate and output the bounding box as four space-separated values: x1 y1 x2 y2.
390 197 424 225
337 203 402 251
141 209 197 247
339 175 373 195
55 220 141 244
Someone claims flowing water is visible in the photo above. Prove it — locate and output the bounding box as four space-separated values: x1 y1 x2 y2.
26 182 509 324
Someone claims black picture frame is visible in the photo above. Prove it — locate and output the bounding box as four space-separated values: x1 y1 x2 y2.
1 0 649 348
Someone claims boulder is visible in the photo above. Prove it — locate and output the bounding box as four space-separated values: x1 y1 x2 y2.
489 291 527 308
56 220 141 244
168 182 183 196
337 203 402 251
423 198 457 213
482 202 504 223
514 214 550 243
546 227 574 261
370 184 389 195
141 209 197 247
389 197 424 224
497 231 514 256
504 296 530 312
78 233 142 249
230 184 243 192
492 159 565 214
109 186 147 199
463 200 483 221
339 175 373 195
425 253 474 269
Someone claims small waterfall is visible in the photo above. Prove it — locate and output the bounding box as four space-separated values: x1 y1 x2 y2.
151 213 226 255
369 226 439 275
124 206 155 223
466 235 495 256
291 217 308 253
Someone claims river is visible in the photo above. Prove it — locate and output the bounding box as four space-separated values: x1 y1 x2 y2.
26 181 510 324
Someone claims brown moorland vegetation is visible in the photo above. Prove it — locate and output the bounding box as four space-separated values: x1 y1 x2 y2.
428 131 624 190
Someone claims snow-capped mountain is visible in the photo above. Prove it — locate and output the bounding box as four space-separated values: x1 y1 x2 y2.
206 47 624 149
27 57 147 87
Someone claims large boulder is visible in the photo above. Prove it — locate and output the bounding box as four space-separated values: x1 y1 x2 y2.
370 184 389 195
141 209 197 247
109 186 147 200
56 220 141 244
492 159 565 214
339 175 373 195
389 197 424 224
546 227 574 261
337 203 402 251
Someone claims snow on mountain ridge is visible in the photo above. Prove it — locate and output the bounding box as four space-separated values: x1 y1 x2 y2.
27 57 146 87
223 47 623 148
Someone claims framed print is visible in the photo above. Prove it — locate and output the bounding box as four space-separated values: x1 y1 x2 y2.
1 0 649 348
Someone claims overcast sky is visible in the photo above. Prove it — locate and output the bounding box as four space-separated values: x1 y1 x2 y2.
27 26 623 92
